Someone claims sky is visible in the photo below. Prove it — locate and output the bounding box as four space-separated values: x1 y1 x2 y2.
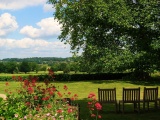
0 0 73 60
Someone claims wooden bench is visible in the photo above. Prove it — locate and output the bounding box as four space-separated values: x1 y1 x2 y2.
98 88 118 112
142 87 158 111
158 98 160 109
119 87 140 113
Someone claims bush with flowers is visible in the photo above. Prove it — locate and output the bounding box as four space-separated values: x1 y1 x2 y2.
87 93 102 120
0 69 79 120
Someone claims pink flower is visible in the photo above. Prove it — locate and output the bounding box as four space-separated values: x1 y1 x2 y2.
14 114 18 118
5 82 9 86
57 92 63 97
95 102 102 110
68 91 71 95
34 96 38 100
88 102 92 105
91 114 96 117
24 116 27 119
88 92 96 98
28 87 34 94
98 115 102 118
24 80 29 86
64 85 68 90
25 102 30 106
47 104 52 109
74 94 78 97
42 96 50 101
68 108 73 113
49 91 54 95
46 113 50 116
57 109 63 114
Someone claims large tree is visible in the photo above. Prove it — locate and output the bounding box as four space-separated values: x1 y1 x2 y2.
49 0 160 73
4 62 18 74
19 61 31 73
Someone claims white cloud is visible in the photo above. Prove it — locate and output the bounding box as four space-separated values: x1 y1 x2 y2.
0 38 72 59
43 4 55 12
20 17 61 38
0 38 67 49
0 13 18 36
0 0 47 10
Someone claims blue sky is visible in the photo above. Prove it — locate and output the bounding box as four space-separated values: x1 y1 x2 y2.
0 0 73 59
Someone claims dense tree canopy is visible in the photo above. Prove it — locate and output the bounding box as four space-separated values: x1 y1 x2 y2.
49 0 160 73
19 61 31 73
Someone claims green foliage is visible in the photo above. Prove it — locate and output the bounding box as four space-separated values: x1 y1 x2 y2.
0 62 5 73
49 0 160 73
0 73 130 82
2 57 70 64
19 61 31 73
1 78 160 120
2 62 18 74
0 70 79 119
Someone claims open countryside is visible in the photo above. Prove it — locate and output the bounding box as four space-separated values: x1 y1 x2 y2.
0 0 160 120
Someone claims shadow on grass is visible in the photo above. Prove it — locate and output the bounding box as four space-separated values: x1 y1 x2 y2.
122 76 160 86
89 76 160 86
72 99 160 120
60 76 160 86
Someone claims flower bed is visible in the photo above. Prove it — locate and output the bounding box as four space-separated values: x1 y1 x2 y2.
0 69 102 120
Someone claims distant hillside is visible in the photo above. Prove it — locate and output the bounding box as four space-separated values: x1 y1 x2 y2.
1 57 71 64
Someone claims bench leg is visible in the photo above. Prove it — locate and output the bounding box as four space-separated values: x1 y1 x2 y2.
155 101 158 109
147 102 149 110
119 102 121 113
134 103 137 109
138 102 140 113
115 103 118 113
122 103 124 114
143 102 145 111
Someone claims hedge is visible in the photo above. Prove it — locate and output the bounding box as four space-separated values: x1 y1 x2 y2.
0 73 131 82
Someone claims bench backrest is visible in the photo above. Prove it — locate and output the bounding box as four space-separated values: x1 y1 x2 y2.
143 87 158 102
122 87 140 103
98 88 116 103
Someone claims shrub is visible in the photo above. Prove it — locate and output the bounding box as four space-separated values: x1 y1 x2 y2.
87 92 102 120
0 69 79 120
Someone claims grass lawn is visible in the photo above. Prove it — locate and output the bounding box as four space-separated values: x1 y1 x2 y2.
0 79 160 120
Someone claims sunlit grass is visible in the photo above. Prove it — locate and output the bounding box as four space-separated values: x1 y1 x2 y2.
1 79 160 120
2 80 159 99
0 71 88 76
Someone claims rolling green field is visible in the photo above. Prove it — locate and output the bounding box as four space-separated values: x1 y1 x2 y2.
0 71 86 77
0 71 47 76
1 79 160 120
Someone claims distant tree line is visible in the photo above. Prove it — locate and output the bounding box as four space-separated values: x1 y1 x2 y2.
0 56 116 74
1 57 70 64
0 61 46 74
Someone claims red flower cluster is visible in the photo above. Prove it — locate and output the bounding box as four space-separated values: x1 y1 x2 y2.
95 102 102 110
57 91 63 97
87 92 102 119
68 108 73 113
9 69 58 110
63 85 68 90
28 87 34 94
4 69 79 119
48 68 55 79
57 109 63 114
88 92 96 99
5 82 9 86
